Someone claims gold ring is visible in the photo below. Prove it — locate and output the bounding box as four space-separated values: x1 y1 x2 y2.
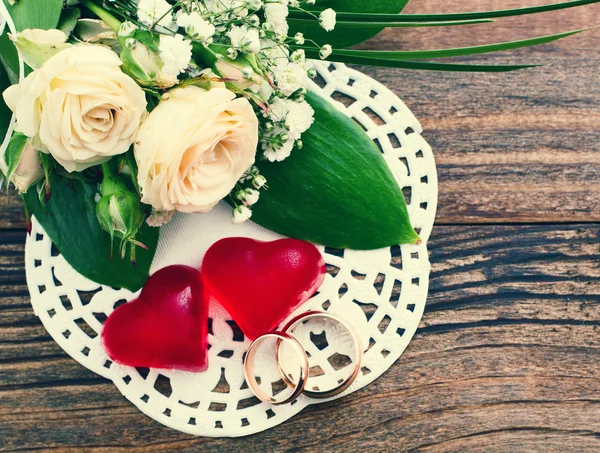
243 332 309 405
277 311 363 399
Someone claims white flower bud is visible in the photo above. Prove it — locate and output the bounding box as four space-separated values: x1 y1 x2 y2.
294 32 305 45
319 44 332 59
252 174 267 189
232 205 253 224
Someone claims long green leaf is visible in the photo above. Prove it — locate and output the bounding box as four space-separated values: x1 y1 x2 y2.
2 0 63 31
57 7 81 36
289 0 600 22
308 28 589 62
288 0 410 48
23 175 159 292
250 91 420 249
289 18 495 29
306 50 539 71
0 61 11 155
0 32 19 84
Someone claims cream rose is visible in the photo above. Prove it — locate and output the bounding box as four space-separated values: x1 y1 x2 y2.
135 86 259 213
2 45 147 172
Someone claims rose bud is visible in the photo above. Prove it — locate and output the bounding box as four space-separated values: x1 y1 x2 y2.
3 132 43 194
194 44 265 91
96 162 147 264
119 26 191 89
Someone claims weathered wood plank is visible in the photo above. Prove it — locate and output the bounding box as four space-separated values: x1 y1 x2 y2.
0 224 598 451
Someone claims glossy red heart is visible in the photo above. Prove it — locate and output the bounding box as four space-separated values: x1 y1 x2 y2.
102 265 209 371
202 238 325 340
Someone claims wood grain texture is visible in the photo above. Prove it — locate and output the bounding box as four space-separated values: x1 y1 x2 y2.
1 0 599 451
1 224 599 452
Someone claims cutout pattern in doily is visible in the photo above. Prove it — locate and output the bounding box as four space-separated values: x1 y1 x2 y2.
24 62 438 437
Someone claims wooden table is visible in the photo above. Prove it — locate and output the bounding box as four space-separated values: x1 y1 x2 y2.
1 1 599 451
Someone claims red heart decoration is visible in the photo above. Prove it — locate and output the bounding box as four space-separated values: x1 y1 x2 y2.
102 265 209 371
202 238 326 340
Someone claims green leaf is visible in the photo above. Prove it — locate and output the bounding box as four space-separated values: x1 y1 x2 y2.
57 7 81 37
4 131 27 180
2 0 63 31
0 61 11 154
290 0 600 22
288 0 410 48
314 28 589 60
250 91 420 249
23 174 159 292
303 49 539 72
289 18 494 29
0 32 19 84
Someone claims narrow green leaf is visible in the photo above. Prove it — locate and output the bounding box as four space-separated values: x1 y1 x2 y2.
23 174 159 292
2 0 63 31
57 7 81 37
304 28 590 61
303 49 539 72
0 32 19 84
0 61 11 154
289 0 600 22
288 0 410 48
4 131 27 180
250 91 420 249
289 18 495 29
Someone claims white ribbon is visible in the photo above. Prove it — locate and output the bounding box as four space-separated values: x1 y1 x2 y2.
0 2 25 177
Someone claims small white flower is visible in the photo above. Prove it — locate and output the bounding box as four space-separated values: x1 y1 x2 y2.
274 61 308 96
227 25 261 54
264 138 294 162
119 21 139 37
177 12 215 41
252 174 267 189
264 3 289 38
233 205 253 224
319 8 337 32
269 98 314 140
159 34 192 79
294 32 305 45
238 188 260 206
137 0 173 28
290 49 305 63
285 100 314 140
320 44 332 59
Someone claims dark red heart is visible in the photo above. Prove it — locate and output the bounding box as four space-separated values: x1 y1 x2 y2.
202 238 325 340
102 265 209 371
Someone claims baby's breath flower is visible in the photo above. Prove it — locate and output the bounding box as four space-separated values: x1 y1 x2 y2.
119 21 139 37
233 205 253 224
319 8 337 32
252 174 267 189
176 12 215 41
294 32 305 45
264 3 289 38
137 0 173 28
159 34 192 79
319 44 332 59
227 25 261 54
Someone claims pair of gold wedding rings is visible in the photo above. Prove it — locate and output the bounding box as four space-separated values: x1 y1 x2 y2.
243 311 363 405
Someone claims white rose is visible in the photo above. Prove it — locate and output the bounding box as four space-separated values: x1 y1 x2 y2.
2 45 147 172
135 86 259 213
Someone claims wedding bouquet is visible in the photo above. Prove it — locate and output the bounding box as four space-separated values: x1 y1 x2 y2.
0 0 597 292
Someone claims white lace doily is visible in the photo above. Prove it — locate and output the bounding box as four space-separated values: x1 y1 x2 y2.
24 62 438 437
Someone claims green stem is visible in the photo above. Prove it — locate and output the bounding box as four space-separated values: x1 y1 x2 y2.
80 0 122 32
